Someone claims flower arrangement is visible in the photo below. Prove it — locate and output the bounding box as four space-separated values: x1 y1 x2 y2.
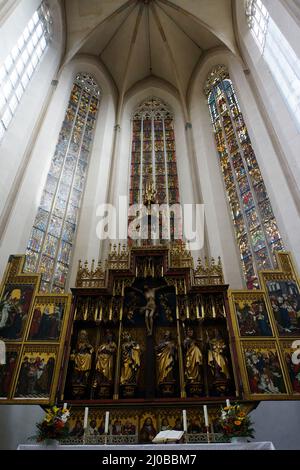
32 406 70 443
219 404 254 439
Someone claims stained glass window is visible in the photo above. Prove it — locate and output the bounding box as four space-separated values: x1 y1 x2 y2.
205 65 284 289
246 0 300 130
246 0 269 52
0 1 52 142
24 73 100 292
130 97 180 242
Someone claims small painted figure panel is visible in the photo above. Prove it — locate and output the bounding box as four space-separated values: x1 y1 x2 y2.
0 346 20 398
267 280 300 336
0 284 35 340
28 300 66 341
14 350 56 399
243 344 286 395
234 297 273 337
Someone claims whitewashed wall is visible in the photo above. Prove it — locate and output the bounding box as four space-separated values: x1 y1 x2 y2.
0 0 64 231
233 0 300 271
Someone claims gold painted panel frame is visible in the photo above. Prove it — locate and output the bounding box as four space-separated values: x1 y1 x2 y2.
228 252 300 400
279 339 300 395
11 344 59 403
26 294 70 342
239 340 289 400
0 255 72 404
0 256 40 341
229 290 274 338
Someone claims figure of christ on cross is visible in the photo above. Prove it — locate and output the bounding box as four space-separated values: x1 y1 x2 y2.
130 285 168 336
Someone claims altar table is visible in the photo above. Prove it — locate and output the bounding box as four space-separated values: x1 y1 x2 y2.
18 442 275 450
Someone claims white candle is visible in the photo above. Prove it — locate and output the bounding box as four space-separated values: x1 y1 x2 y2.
182 409 187 433
83 407 89 429
104 411 110 434
203 405 209 427
226 399 230 408
63 402 67 410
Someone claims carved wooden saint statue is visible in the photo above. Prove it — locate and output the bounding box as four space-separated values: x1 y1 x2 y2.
155 330 177 385
94 330 117 384
207 331 230 381
183 327 203 383
120 331 141 385
70 329 93 397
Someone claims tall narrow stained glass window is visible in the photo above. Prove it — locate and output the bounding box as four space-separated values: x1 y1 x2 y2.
24 73 100 292
246 0 300 130
0 1 52 142
130 98 180 242
205 66 284 289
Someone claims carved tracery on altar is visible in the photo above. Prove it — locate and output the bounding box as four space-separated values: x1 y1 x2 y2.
61 243 236 402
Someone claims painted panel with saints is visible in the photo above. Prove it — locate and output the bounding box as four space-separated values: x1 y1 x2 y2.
139 412 157 443
0 284 35 340
280 340 300 394
241 341 287 397
27 295 69 341
266 280 300 336
13 345 57 400
109 413 138 437
230 291 273 337
0 344 21 399
66 409 84 440
158 409 184 433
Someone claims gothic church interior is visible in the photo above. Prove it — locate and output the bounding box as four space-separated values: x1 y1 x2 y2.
0 0 300 450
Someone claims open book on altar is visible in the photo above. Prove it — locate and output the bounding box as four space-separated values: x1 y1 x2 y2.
152 430 184 443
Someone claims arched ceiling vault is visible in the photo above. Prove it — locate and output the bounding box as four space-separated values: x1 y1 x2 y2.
62 0 238 100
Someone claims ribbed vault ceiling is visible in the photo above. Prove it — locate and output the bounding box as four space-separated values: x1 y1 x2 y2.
64 0 236 95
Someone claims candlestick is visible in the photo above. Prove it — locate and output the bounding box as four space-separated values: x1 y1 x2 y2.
182 409 187 433
203 405 209 427
226 399 230 408
206 425 211 444
83 407 89 429
63 402 67 410
104 411 110 434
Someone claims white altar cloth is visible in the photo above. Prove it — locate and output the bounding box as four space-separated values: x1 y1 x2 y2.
18 442 275 451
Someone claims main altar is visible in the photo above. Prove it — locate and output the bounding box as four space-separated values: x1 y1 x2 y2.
1 239 300 444
59 241 239 444
1 177 300 444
